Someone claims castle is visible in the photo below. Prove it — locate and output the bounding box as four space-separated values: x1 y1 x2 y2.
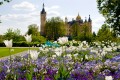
40 4 92 37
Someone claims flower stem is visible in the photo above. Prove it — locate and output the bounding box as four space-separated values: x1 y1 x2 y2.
9 48 12 64
29 43 31 65
9 48 12 74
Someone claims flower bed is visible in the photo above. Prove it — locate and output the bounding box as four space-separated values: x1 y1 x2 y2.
1 37 120 80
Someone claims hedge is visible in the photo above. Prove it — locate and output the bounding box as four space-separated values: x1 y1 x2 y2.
0 42 42 47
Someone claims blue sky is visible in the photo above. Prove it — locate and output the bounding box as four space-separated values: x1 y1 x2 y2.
0 0 105 35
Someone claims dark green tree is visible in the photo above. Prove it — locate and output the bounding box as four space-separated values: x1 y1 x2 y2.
27 24 39 36
0 35 4 42
97 0 120 35
79 24 92 42
4 28 24 42
92 32 97 41
27 24 46 43
97 24 115 41
71 22 80 39
45 17 66 40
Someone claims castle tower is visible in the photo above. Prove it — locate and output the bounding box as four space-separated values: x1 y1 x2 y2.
88 15 92 32
40 3 46 36
65 17 69 36
76 13 81 21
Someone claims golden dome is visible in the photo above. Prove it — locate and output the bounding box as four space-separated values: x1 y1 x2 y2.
76 13 81 20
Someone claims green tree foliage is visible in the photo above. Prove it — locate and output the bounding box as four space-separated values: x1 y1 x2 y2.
45 17 66 40
92 32 97 41
4 28 24 42
27 24 39 36
71 22 80 38
97 24 115 42
0 0 12 5
0 35 4 42
27 24 46 43
79 24 92 42
97 0 120 35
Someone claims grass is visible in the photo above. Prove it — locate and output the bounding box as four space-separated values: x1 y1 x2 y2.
0 47 39 58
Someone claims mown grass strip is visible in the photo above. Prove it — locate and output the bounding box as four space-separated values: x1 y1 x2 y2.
0 47 39 58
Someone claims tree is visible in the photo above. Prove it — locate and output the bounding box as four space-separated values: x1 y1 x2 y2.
92 32 97 41
45 17 66 40
97 0 120 35
97 24 115 41
4 28 24 42
71 22 80 39
27 24 46 43
0 0 12 5
27 24 39 36
0 35 4 43
79 24 92 42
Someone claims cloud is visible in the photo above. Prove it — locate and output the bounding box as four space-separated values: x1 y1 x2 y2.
61 15 76 21
12 1 36 11
45 5 60 18
45 5 60 11
92 17 105 33
47 11 60 18
1 11 40 35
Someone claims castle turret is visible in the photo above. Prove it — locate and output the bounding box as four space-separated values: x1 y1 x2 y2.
84 17 87 23
65 17 68 23
65 17 69 36
76 13 81 21
88 15 92 32
40 3 46 36
88 15 92 22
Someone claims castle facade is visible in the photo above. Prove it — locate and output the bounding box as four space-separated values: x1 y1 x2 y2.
40 4 92 37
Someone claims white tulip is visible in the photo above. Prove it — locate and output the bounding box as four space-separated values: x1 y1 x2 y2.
101 51 106 56
57 37 68 44
30 50 39 60
24 34 32 42
82 41 87 44
54 47 62 56
3 39 12 48
105 76 113 80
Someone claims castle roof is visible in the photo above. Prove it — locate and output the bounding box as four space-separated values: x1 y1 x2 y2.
68 19 83 26
41 3 46 14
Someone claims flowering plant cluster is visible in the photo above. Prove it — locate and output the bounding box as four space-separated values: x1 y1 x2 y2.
0 37 120 80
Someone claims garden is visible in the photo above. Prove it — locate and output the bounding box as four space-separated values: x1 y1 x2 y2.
0 36 120 80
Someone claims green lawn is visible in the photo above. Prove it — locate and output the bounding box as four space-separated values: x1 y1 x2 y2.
0 47 39 58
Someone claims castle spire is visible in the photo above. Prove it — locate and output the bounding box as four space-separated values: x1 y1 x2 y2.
43 3 44 8
41 3 46 14
84 17 87 22
88 15 91 22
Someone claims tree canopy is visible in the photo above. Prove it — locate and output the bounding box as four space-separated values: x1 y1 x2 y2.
71 22 80 37
45 17 66 40
4 28 24 42
97 24 115 41
97 0 120 35
27 24 39 36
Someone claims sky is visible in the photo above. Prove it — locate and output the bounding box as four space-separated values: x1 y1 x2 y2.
0 0 105 35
